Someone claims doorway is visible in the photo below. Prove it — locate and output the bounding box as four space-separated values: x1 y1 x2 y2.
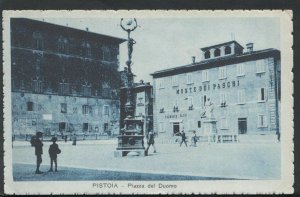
173 122 180 135
238 118 247 134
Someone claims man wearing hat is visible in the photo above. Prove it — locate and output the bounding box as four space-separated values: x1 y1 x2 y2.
48 136 61 172
34 131 43 174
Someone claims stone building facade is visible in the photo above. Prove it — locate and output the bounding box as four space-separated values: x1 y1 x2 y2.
10 18 125 136
151 41 280 140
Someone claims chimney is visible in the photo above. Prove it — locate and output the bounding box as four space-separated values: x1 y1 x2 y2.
246 43 254 53
86 27 89 32
191 56 196 64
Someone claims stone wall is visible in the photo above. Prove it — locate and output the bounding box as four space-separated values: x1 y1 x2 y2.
12 91 120 135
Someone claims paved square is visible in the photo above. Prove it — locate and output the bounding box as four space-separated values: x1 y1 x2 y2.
13 140 281 181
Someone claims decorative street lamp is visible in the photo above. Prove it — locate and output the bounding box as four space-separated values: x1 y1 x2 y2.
120 18 138 118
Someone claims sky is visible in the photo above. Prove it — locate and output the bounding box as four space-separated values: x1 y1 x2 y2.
30 17 280 83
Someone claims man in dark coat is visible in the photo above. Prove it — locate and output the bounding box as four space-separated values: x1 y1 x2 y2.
48 137 61 172
34 131 43 174
145 131 157 156
178 129 187 147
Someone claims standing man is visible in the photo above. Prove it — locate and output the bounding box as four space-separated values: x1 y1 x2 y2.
177 128 187 147
145 131 157 156
33 131 43 174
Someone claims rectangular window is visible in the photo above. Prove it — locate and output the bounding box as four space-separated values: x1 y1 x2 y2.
186 73 193 84
202 70 209 82
237 63 245 76
27 102 34 111
220 93 226 105
237 90 245 104
220 118 228 129
258 115 267 127
104 123 109 131
59 122 66 132
219 67 226 79
172 76 178 86
83 123 89 132
104 105 109 115
188 96 193 107
256 59 266 73
82 105 90 115
61 103 67 113
198 121 201 128
202 95 207 107
258 88 267 102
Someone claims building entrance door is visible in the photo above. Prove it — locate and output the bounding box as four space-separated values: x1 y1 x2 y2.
238 118 247 134
173 123 180 135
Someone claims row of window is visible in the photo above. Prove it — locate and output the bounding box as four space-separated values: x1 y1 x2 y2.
31 33 114 60
26 101 110 115
58 122 110 132
157 60 266 89
24 80 114 98
158 88 267 111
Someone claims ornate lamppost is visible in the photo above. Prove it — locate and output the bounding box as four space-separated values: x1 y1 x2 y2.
120 18 138 117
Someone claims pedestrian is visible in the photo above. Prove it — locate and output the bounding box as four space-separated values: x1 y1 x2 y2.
177 128 187 147
31 131 43 174
64 135 67 143
48 137 61 172
72 133 77 146
190 130 198 147
276 130 280 142
145 131 157 156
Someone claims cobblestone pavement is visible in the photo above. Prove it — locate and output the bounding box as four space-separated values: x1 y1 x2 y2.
12 140 281 180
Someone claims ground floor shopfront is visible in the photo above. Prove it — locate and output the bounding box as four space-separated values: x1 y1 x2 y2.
154 100 280 140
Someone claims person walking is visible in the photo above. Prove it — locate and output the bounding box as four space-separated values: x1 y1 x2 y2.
190 130 198 147
48 137 61 172
276 130 280 142
145 131 157 156
31 131 44 174
72 133 77 146
177 128 187 147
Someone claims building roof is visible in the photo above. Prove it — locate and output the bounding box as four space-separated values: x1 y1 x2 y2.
151 48 280 78
200 40 244 51
11 18 127 44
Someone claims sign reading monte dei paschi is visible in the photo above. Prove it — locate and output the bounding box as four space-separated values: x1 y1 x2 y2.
10 18 126 136
152 41 280 138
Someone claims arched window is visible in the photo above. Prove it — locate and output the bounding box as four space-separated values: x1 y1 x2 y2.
204 51 210 59
101 46 111 61
32 32 43 49
86 43 91 57
81 42 92 58
225 46 231 55
58 36 69 53
214 48 221 57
